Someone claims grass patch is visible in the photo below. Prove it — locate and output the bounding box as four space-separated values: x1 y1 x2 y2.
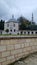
0 34 37 36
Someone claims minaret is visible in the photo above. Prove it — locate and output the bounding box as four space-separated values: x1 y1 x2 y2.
31 13 34 25
32 13 33 22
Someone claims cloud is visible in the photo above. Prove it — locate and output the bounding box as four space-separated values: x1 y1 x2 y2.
0 0 12 20
0 0 37 23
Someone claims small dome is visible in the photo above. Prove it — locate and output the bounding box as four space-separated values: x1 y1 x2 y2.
7 15 17 23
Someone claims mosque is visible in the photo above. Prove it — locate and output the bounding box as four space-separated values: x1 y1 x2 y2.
2 14 37 35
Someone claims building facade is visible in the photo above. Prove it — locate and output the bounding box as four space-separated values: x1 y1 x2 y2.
4 16 19 34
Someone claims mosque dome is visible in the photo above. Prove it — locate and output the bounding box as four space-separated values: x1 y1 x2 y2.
7 15 17 23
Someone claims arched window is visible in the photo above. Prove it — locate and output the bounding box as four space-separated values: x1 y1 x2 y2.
31 32 33 34
35 32 37 34
20 31 23 35
24 32 26 34
28 32 30 34
14 29 16 32
10 29 12 32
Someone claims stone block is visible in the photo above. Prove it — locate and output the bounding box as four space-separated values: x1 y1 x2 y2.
0 40 1 45
22 48 26 52
14 44 21 49
32 46 35 50
2 51 10 57
1 40 10 45
2 61 7 65
34 42 37 45
1 40 6 45
14 54 18 58
10 39 17 44
21 43 25 48
10 59 15 63
26 47 32 51
6 60 11 65
29 42 33 46
7 45 14 50
7 55 14 60
2 60 11 65
26 39 31 42
35 46 37 49
0 58 6 62
0 53 2 58
0 63 1 65
17 53 23 57
25 43 29 47
25 51 29 55
11 49 22 55
0 46 6 52
10 50 18 55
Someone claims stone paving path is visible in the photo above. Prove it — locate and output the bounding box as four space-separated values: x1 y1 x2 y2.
14 53 37 65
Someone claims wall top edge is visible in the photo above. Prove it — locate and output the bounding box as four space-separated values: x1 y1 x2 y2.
0 36 37 40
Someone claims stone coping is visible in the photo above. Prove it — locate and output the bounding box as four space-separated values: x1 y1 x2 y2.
0 36 37 40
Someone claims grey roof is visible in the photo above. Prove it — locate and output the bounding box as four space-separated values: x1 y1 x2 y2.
6 17 19 23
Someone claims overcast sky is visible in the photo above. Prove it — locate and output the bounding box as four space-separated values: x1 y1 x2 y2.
0 0 37 23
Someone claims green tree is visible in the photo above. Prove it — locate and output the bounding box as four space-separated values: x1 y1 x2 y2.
18 16 31 30
0 20 5 30
17 16 36 30
5 29 9 34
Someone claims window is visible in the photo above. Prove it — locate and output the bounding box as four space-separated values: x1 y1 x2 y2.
14 29 16 32
7 24 9 27
20 31 23 35
28 32 30 34
24 32 26 34
31 32 33 34
14 24 15 27
35 32 37 34
10 29 12 32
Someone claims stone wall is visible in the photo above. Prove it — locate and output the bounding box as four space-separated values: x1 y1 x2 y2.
0 36 37 65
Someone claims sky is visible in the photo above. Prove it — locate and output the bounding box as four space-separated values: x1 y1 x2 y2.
0 0 37 23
